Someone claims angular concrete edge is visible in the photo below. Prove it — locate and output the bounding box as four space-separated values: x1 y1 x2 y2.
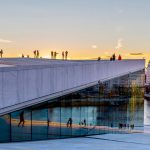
0 66 144 116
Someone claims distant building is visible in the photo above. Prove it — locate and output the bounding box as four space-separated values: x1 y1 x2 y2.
0 58 145 143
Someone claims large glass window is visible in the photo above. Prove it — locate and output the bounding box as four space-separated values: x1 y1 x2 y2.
0 114 10 142
72 92 81 136
87 85 99 135
61 95 72 138
32 103 48 140
48 99 61 139
80 89 88 136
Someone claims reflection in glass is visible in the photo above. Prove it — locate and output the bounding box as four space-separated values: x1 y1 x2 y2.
11 109 31 141
80 89 88 136
0 69 145 142
61 95 72 138
0 115 10 142
32 103 48 140
48 99 61 139
72 92 81 136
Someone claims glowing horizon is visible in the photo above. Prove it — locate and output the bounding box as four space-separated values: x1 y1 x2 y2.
0 0 150 65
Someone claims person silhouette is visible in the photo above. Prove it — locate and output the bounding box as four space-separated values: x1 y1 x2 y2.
0 49 3 58
37 50 39 58
18 111 25 127
65 51 68 60
69 118 72 128
83 119 86 126
97 57 101 61
51 51 54 59
62 51 64 60
112 53 116 61
33 50 36 58
54 51 58 59
67 118 72 128
118 54 122 60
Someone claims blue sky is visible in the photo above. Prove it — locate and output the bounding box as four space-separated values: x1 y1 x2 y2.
0 0 150 61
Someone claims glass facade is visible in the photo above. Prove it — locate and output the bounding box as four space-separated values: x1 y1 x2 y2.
0 115 10 142
0 69 145 142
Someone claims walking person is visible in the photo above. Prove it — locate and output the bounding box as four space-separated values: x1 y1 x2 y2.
65 51 68 60
18 111 25 127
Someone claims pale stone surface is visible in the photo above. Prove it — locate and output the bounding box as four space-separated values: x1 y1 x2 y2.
0 64 13 67
0 133 150 150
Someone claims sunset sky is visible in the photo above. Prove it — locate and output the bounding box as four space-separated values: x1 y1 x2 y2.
0 0 150 64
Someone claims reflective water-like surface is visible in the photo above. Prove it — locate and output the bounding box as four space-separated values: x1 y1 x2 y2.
0 69 145 142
